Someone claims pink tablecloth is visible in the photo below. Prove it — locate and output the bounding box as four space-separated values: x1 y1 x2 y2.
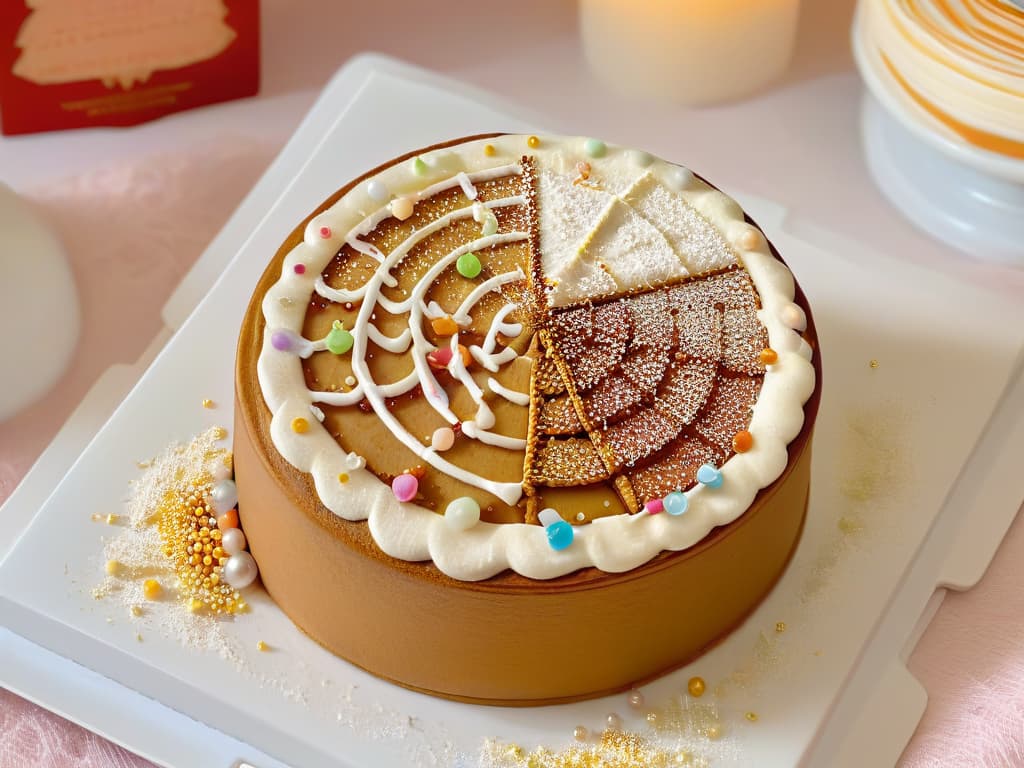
1 139 1022 768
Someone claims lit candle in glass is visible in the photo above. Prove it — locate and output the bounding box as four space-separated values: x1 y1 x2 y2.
580 0 801 105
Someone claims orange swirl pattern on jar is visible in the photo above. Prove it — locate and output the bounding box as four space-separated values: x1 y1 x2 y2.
865 0 1024 158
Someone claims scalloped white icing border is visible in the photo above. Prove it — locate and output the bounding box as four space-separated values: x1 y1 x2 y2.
257 135 816 582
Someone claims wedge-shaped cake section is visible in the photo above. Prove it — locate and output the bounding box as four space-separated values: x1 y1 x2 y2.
528 267 768 513
537 170 740 308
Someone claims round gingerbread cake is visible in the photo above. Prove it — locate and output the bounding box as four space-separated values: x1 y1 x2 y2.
234 133 820 705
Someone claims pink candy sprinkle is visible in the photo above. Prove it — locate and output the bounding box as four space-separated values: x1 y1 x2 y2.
293 264 306 275
427 348 454 369
319 226 332 239
644 498 664 515
391 473 418 503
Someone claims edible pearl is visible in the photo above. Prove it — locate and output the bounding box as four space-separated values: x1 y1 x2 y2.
644 498 664 515
627 691 645 709
209 479 238 514
668 166 694 190
606 713 623 730
392 473 418 502
224 551 258 589
390 197 415 221
584 138 607 158
431 427 455 451
739 227 762 250
687 676 706 697
222 527 247 556
781 303 807 332
664 491 688 516
445 497 481 531
367 180 389 201
696 464 723 489
573 725 588 742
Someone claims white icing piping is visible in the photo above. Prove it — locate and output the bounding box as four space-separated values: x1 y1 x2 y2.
452 267 525 325
366 325 412 354
461 420 528 450
469 303 523 373
487 377 531 406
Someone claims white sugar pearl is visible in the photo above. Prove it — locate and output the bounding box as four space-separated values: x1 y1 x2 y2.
211 463 232 482
222 527 247 556
431 427 455 452
445 497 481 531
367 180 389 202
668 166 693 190
390 197 415 221
739 227 763 250
224 551 258 589
209 479 238 514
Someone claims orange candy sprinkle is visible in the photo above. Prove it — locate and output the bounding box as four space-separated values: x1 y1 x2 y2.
759 348 778 365
527 135 540 148
457 344 472 367
291 417 309 433
409 465 427 480
732 430 754 453
431 316 459 336
217 509 239 530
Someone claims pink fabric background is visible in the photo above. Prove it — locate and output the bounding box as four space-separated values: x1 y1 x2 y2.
1 2 1023 766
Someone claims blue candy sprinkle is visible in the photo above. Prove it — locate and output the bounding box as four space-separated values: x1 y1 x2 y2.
696 464 723 489
664 491 688 516
546 520 575 551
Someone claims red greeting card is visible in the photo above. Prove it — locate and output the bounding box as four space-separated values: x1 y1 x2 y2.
0 0 259 135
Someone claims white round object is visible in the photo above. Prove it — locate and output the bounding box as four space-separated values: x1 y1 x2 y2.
209 478 238 514
0 183 79 422
223 551 258 589
860 91 1024 266
444 497 480 531
221 527 247 556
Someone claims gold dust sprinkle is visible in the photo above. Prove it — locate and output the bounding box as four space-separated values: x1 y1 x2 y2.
202 398 215 409
291 417 309 434
869 359 879 369
104 559 121 575
91 513 103 522
257 640 270 652
838 515 864 534
156 474 246 616
745 711 759 722
484 143 496 156
483 729 692 768
130 605 143 617
212 426 228 440
135 633 143 642
643 694 723 740
338 472 349 484
106 513 119 525
775 621 786 633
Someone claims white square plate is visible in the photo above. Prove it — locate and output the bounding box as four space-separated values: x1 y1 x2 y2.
2 55 1023 768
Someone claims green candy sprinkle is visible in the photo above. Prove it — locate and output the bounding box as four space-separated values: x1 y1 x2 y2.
325 320 354 355
412 156 428 176
584 138 607 158
456 252 482 279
